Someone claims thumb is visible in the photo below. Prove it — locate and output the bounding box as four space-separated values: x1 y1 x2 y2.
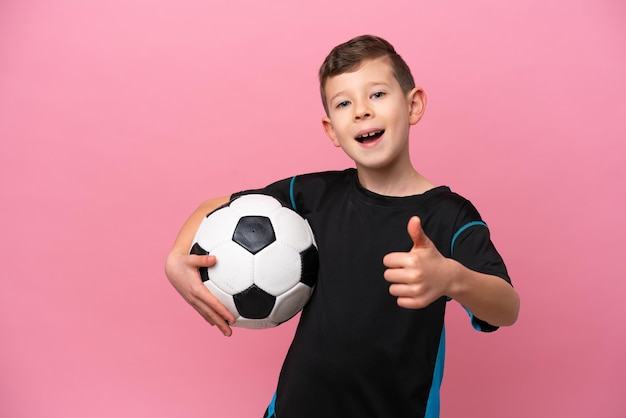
189 253 217 268
408 216 429 250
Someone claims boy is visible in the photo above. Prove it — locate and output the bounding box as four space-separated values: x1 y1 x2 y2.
165 35 520 418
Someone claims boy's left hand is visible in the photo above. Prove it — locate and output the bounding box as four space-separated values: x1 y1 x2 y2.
383 216 453 309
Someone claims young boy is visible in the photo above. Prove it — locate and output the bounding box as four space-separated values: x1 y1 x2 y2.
165 35 520 418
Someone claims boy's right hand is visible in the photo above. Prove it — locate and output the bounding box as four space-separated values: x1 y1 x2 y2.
165 251 236 337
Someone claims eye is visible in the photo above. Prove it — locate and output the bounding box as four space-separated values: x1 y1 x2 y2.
336 100 350 109
371 91 385 99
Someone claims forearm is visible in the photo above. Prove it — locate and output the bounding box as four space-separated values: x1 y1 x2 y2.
170 196 230 254
445 259 520 327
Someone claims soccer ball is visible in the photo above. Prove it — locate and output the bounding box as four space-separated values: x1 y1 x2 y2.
190 194 318 329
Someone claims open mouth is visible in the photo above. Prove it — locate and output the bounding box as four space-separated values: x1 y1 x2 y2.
355 130 384 144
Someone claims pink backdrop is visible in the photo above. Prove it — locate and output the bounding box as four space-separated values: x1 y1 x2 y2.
1 1 625 417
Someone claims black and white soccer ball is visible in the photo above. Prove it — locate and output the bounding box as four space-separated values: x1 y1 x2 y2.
190 194 318 329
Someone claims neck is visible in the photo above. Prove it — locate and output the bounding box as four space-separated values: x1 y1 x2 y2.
356 163 436 197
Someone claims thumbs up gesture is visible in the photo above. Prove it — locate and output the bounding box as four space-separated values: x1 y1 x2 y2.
383 216 453 309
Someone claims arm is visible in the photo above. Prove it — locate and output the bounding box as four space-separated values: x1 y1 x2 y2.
441 259 519 327
383 216 519 327
164 196 237 336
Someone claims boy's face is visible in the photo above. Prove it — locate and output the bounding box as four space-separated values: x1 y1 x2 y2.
322 57 425 173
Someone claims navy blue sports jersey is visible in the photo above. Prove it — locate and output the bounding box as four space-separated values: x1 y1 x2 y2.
233 169 511 418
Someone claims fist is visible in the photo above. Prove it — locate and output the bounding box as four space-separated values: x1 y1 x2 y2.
382 216 452 309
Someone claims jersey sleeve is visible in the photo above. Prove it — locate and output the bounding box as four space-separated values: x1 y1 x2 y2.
231 171 343 217
231 176 297 210
449 200 512 332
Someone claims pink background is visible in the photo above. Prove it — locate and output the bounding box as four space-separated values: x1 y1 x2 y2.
1 1 625 417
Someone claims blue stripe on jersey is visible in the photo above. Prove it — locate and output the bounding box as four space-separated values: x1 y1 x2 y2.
289 176 297 211
266 391 276 417
450 221 489 332
450 221 487 256
463 306 485 331
425 326 446 418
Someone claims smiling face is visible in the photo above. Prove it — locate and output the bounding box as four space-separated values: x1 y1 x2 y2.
322 57 426 175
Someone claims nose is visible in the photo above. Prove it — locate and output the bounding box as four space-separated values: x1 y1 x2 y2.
353 100 373 121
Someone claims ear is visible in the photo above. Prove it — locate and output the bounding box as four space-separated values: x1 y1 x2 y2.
322 116 341 147
407 87 427 125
